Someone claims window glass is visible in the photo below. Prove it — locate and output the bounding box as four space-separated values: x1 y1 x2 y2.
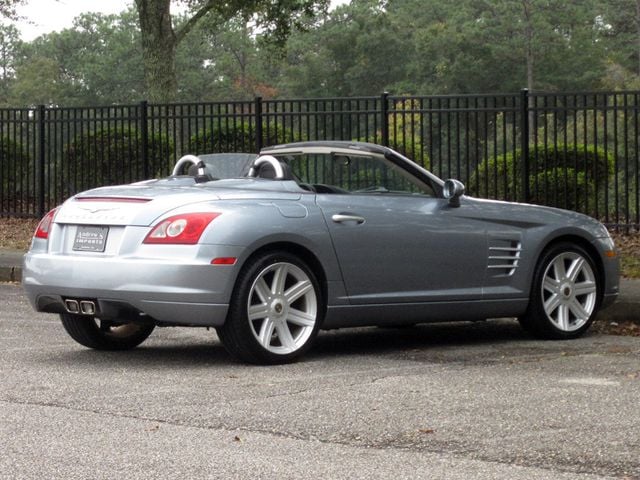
278 153 434 196
199 153 256 178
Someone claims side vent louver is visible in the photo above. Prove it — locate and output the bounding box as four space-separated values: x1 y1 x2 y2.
488 241 522 277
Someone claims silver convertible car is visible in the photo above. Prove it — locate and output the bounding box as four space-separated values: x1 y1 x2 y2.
23 141 619 364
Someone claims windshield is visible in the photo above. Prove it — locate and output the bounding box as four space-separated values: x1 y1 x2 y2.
273 152 436 196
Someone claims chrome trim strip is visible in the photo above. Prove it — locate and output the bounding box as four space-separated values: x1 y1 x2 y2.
487 242 522 277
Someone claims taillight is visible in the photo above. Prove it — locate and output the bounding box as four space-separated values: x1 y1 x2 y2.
34 208 59 239
143 213 220 244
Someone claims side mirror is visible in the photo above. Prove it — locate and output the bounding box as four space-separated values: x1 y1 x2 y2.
443 179 465 207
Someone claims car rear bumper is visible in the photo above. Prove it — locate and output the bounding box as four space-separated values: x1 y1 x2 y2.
22 249 242 326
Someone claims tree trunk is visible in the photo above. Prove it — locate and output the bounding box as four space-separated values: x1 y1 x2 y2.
636 0 640 77
133 0 322 102
135 0 178 103
521 0 535 141
521 0 534 92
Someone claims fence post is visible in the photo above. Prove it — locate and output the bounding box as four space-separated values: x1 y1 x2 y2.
36 104 46 218
254 96 263 152
520 88 530 203
140 101 149 179
380 92 389 147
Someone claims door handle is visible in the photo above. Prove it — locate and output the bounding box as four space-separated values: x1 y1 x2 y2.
332 214 365 224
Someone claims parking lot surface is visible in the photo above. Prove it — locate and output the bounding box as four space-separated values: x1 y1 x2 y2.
1 283 639 479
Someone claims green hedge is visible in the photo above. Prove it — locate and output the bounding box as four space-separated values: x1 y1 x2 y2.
1 137 31 197
190 121 426 168
64 128 173 193
355 133 428 169
470 144 614 212
189 121 303 154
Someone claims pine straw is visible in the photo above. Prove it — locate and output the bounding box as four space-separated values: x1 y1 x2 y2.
612 231 640 279
593 320 640 337
0 217 38 250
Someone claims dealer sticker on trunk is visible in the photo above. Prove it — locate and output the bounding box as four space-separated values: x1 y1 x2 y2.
73 226 109 252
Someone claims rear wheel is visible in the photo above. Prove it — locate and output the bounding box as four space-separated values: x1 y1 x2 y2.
519 242 600 339
60 314 155 350
217 251 322 364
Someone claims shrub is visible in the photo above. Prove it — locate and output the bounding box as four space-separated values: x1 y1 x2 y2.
470 144 614 213
388 98 427 167
356 132 427 168
354 100 428 168
63 128 173 194
0 136 32 200
189 121 303 154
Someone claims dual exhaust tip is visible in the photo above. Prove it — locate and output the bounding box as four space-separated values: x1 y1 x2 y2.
64 299 96 316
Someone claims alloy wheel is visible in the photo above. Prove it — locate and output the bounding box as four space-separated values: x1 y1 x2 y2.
540 251 597 332
246 262 318 354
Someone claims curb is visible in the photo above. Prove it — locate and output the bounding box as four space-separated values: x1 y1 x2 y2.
598 297 640 323
0 266 21 283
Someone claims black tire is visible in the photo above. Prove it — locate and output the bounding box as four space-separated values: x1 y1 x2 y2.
217 251 323 364
60 314 155 350
519 242 600 339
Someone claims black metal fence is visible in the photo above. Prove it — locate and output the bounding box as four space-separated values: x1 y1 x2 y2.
1 90 639 229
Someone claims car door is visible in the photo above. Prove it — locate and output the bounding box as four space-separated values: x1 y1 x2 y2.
317 193 487 304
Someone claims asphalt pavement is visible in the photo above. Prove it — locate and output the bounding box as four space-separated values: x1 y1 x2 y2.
1 282 639 479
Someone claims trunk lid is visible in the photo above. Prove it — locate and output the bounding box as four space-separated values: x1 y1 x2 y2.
54 180 302 226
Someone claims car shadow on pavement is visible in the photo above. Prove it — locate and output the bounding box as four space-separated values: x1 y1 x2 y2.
40 318 602 367
307 318 596 363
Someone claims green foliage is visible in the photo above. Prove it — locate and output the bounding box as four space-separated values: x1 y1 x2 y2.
599 0 640 82
0 136 30 198
0 24 20 105
63 127 173 193
8 9 144 106
470 144 615 213
8 56 67 107
356 132 427 168
175 13 280 101
279 0 408 97
387 98 427 167
135 0 328 102
385 0 606 94
0 0 24 19
0 0 627 104
189 121 304 154
601 61 640 90
355 99 428 168
272 0 611 97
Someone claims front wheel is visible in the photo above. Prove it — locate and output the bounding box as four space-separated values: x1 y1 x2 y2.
217 251 323 364
60 314 155 350
519 242 600 339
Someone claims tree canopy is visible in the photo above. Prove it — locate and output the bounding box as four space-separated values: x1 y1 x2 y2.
0 0 24 19
1 0 639 107
133 0 329 102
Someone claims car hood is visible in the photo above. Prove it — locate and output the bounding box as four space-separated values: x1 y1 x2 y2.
55 179 303 226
